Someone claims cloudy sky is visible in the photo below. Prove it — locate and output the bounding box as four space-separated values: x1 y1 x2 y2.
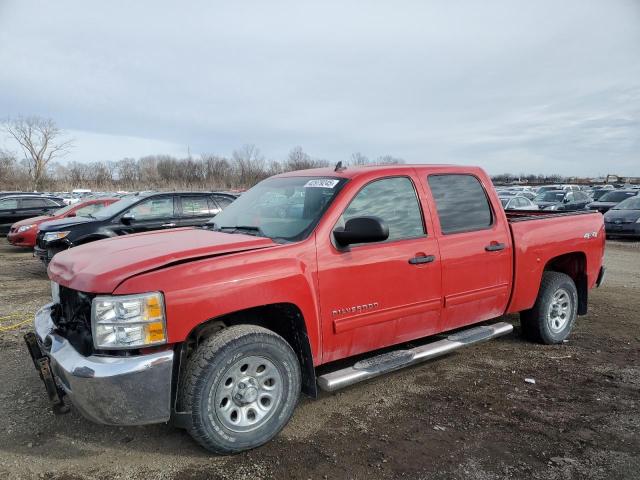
1 0 639 176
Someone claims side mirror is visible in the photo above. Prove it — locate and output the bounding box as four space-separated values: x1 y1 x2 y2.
333 216 389 247
121 213 135 225
67 212 76 217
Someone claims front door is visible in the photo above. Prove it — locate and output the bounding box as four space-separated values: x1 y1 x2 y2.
424 174 512 331
114 195 178 234
317 176 442 363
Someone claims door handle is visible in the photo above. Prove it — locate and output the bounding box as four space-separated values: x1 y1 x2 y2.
408 255 435 265
485 242 506 252
162 223 176 227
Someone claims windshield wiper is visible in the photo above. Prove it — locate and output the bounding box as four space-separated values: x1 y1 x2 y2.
217 225 266 237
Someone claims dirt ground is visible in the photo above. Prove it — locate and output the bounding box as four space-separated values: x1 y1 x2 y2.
0 239 638 480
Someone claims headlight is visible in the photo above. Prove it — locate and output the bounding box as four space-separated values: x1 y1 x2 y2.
91 292 167 350
17 224 35 233
43 231 70 242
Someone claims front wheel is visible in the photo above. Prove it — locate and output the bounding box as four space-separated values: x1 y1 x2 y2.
181 325 301 454
520 271 578 344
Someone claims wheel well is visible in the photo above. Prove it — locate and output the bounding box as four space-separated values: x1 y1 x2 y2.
184 303 317 399
544 252 588 315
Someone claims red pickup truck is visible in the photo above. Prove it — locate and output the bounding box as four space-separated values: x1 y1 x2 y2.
25 165 605 454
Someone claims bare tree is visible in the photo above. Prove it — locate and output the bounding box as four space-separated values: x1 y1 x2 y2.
232 144 266 187
350 152 369 166
3 116 74 190
376 155 405 165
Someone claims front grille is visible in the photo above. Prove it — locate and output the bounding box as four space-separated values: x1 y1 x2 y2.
36 231 46 249
51 286 95 356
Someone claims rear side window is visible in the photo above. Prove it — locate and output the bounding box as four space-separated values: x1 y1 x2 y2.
20 198 46 208
0 198 18 209
181 196 213 217
428 174 493 234
340 177 425 243
214 196 233 209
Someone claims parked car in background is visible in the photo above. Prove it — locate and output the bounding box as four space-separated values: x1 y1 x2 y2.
500 195 538 210
0 195 66 235
603 196 640 238
34 191 236 265
533 190 592 211
588 187 616 201
7 197 118 247
587 190 639 214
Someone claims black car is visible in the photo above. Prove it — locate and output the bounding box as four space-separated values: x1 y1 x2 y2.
603 196 640 238
586 190 638 214
0 195 66 235
532 190 592 211
588 187 614 201
35 191 236 265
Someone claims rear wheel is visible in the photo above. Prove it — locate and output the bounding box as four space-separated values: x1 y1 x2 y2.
520 271 578 344
181 325 301 454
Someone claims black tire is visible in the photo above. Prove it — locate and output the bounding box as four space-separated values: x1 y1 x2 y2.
181 325 301 454
520 271 578 344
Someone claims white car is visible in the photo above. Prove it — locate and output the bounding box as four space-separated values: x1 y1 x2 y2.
500 196 538 210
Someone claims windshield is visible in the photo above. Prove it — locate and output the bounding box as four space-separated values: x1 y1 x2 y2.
53 203 76 216
210 176 347 242
599 191 636 203
92 195 143 219
612 197 640 210
535 192 565 202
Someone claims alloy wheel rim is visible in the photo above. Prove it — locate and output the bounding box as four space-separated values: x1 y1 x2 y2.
547 288 572 333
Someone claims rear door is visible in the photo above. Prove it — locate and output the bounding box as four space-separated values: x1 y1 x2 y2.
424 174 512 331
18 197 56 221
177 195 219 227
317 175 442 362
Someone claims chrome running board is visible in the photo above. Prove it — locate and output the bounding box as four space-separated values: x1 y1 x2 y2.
317 322 513 392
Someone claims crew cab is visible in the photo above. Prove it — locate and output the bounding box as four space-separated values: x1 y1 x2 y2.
25 165 605 454
34 191 236 265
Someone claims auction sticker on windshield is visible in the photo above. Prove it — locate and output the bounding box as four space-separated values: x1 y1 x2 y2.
304 179 340 188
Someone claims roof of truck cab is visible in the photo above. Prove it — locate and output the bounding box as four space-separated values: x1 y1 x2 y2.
274 164 486 180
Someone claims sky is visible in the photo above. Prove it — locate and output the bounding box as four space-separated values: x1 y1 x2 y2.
0 0 639 177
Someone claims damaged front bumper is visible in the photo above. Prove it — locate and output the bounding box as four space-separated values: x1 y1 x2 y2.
25 303 174 425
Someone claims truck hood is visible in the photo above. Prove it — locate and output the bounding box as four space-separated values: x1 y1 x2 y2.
39 215 95 231
48 228 276 293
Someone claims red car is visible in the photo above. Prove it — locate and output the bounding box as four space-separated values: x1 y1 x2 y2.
7 198 118 247
26 165 605 454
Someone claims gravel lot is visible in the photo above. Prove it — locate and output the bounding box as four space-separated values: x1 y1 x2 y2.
0 239 638 480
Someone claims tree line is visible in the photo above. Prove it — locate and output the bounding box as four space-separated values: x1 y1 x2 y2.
1 117 407 191
1 116 601 192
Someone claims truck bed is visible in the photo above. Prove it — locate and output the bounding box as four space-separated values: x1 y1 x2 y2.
505 209 604 314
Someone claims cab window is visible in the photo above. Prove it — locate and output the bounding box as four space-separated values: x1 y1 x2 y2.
338 177 425 243
128 197 175 220
428 174 493 234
